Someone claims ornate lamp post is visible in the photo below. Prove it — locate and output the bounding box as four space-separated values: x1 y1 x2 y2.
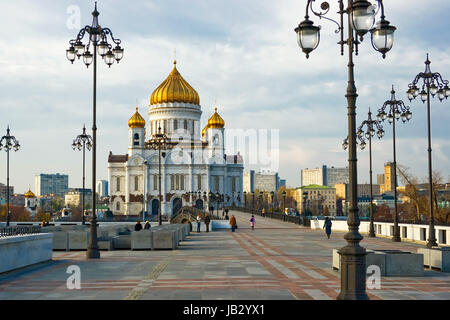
259 191 263 213
251 192 255 214
146 127 173 225
72 125 92 225
377 86 412 242
282 190 287 216
0 126 20 227
270 191 275 211
295 0 396 300
407 54 449 248
66 2 124 259
343 108 384 237
215 191 220 217
243 191 247 209
302 191 308 225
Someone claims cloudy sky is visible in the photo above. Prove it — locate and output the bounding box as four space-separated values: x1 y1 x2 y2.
0 0 449 194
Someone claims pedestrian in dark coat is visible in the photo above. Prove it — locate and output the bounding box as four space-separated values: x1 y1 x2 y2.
135 221 143 231
144 221 151 230
205 213 211 232
323 217 332 239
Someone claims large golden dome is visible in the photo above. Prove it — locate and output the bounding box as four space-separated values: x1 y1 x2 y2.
128 107 146 128
150 61 200 105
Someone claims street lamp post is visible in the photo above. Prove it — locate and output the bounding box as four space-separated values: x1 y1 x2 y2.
252 192 255 214
146 127 173 225
295 0 396 299
72 125 92 225
243 191 247 209
302 191 308 226
343 108 384 237
407 54 449 248
0 126 20 227
282 190 286 218
66 2 124 259
377 86 412 242
215 192 220 218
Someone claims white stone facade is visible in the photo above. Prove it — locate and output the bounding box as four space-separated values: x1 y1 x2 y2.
108 101 244 217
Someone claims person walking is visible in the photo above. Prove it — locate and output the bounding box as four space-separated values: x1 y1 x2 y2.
222 207 225 219
134 220 143 231
261 208 265 218
196 213 201 232
249 215 255 231
144 220 151 230
229 214 237 232
204 213 211 233
323 217 332 239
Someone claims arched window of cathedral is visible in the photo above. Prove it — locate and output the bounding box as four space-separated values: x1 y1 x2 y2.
232 177 236 192
183 120 187 130
153 175 158 190
180 175 184 190
116 177 121 192
116 202 120 211
176 175 180 190
133 133 140 146
164 120 168 133
174 120 178 131
171 175 174 190
134 176 139 191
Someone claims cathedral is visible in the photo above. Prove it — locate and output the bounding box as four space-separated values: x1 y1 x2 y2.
108 60 244 217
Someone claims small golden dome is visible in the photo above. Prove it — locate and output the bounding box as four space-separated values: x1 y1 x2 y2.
207 107 225 128
150 60 200 105
24 189 35 198
128 107 146 128
202 107 225 136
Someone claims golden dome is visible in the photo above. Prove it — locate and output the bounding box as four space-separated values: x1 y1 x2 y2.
207 107 225 128
202 107 225 136
24 188 35 198
128 107 146 128
150 60 200 105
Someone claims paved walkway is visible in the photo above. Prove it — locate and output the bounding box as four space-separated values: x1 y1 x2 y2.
0 210 449 300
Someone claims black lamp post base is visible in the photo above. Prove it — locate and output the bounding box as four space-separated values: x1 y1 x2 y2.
426 239 438 248
86 248 100 259
368 232 376 238
392 236 401 242
86 217 100 259
337 245 369 300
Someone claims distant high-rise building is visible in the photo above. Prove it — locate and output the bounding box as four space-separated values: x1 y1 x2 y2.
301 165 348 187
35 173 69 197
254 171 279 192
377 174 385 186
301 166 326 186
326 167 349 186
0 183 14 201
279 179 286 189
380 162 396 194
64 188 93 207
243 170 255 193
244 170 283 193
96 180 109 197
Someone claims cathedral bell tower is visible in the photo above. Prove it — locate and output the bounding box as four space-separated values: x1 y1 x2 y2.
203 106 225 164
128 107 146 155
